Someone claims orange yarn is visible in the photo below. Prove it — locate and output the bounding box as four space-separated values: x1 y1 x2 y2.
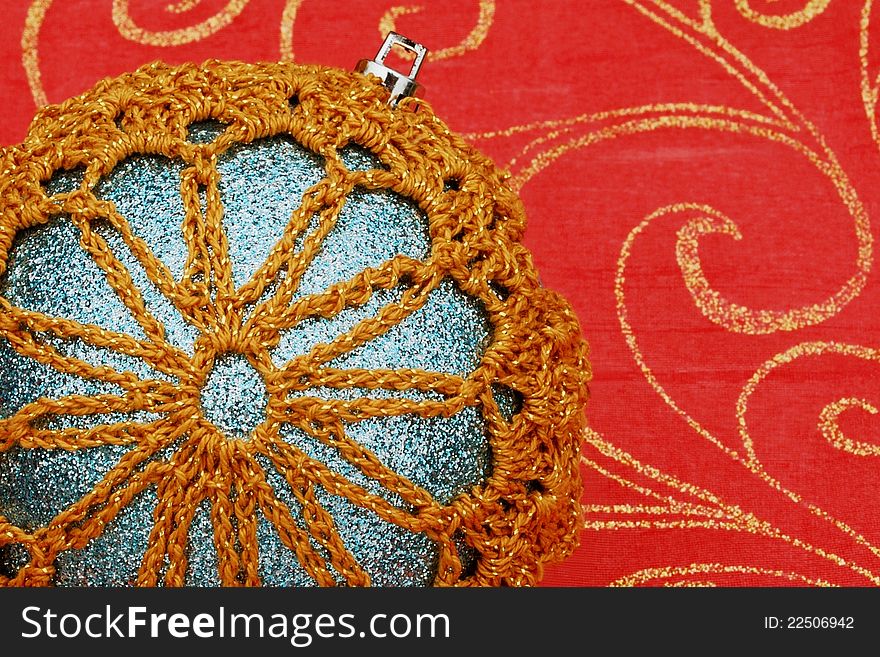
0 60 590 586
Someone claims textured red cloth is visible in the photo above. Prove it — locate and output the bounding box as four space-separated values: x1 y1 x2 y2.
3 0 879 587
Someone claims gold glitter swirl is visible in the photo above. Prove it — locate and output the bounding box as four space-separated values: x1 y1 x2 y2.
23 0 253 107
589 0 880 584
112 0 249 47
611 564 836 586
21 0 53 108
504 110 803 191
166 0 201 13
617 204 880 562
624 1 792 124
583 430 880 584
278 0 305 62
666 580 717 586
378 0 495 60
820 398 880 457
463 103 787 142
675 206 869 333
615 199 867 465
733 0 832 29
860 0 880 149
456 0 880 585
615 203 740 460
496 105 799 189
380 5 421 37
737 342 880 463
497 5 875 338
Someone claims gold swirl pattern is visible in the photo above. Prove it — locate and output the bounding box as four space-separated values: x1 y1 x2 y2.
860 0 880 149
733 0 833 29
566 1 880 586
22 0 496 104
23 0 253 106
820 398 880 457
737 342 880 464
468 4 872 330
675 206 869 334
166 0 202 13
611 564 836 586
21 0 52 107
583 429 880 584
278 0 306 62
111 0 249 46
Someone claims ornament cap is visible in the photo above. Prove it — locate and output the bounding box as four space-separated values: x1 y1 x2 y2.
356 32 427 106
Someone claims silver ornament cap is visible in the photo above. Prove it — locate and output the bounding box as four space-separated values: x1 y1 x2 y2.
355 32 427 106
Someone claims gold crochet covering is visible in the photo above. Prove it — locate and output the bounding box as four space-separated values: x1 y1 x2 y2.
0 60 590 586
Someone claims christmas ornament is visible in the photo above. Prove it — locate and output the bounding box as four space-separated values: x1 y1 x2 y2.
0 34 590 587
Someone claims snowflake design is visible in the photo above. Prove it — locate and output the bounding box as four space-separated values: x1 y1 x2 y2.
0 62 588 587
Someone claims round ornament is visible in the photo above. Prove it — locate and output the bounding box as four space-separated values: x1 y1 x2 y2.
0 36 590 587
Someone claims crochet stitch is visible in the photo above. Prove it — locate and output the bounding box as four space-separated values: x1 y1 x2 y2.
0 60 590 586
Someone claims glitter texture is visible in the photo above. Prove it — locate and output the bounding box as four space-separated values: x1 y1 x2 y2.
185 500 221 587
255 455 331 587
0 444 133 530
217 136 325 289
339 144 384 172
0 336 122 414
0 544 29 578
1 137 497 586
54 488 157 586
293 188 430 299
331 277 491 375
94 155 188 282
187 120 228 144
201 353 268 439
2 219 148 341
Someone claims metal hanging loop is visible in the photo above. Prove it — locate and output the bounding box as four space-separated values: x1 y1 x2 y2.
356 32 428 106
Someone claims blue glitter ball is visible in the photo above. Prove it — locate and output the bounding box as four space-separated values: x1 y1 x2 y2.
0 129 517 586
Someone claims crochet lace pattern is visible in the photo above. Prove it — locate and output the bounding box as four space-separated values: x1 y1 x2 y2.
0 60 590 586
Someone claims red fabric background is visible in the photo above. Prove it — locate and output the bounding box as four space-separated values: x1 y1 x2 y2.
3 0 880 587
